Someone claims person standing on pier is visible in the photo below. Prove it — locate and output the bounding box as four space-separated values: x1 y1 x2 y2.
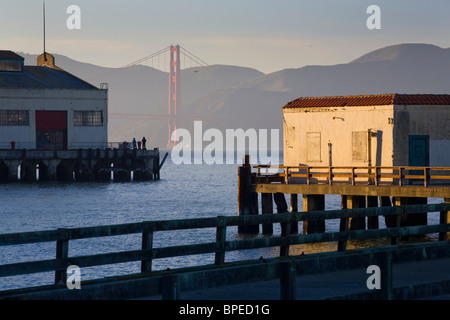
132 138 137 149
142 137 147 150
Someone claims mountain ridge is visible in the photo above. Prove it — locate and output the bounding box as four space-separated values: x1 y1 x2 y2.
15 43 450 147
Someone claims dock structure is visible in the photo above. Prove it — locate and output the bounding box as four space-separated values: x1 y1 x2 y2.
238 156 450 235
0 148 164 182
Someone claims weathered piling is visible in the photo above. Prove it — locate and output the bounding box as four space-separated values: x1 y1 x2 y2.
303 194 325 234
238 156 259 234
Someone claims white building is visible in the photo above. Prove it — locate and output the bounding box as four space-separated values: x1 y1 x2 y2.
283 94 450 168
0 51 108 150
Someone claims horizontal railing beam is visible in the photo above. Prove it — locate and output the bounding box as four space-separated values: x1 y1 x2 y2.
1 204 449 246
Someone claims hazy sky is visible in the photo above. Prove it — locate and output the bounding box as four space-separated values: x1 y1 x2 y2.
2 0 450 73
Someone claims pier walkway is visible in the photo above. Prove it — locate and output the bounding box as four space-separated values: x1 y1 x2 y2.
138 256 450 300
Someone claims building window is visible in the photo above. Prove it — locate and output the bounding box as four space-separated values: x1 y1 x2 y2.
74 111 103 126
352 131 368 162
0 110 29 126
0 60 23 72
307 132 321 162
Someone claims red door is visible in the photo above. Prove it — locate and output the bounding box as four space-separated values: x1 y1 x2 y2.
36 111 67 150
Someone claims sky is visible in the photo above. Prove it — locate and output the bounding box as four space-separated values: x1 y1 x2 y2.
1 0 450 74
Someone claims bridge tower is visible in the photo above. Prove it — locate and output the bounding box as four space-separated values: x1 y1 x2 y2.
167 45 181 148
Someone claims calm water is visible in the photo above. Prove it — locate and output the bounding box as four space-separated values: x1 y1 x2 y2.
0 153 443 290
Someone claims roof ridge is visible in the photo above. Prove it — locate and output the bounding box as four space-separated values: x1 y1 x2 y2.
283 93 450 108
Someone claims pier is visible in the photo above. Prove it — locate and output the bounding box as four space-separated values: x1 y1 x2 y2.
0 147 166 182
238 155 450 235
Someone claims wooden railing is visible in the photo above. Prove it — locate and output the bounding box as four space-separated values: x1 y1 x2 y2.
1 203 449 293
255 165 450 187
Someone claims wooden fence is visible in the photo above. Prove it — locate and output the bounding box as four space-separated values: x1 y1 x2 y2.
0 203 449 296
255 166 450 187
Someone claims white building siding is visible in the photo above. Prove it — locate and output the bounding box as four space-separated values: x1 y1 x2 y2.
0 88 108 149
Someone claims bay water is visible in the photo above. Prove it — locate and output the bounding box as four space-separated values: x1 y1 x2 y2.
0 152 443 290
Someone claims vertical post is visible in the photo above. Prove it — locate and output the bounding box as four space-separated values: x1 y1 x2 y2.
161 274 180 300
338 195 349 252
215 216 227 265
141 222 154 273
279 260 296 300
440 198 450 241
302 195 325 234
379 252 393 300
367 196 379 229
351 167 355 186
238 155 258 234
274 192 289 236
328 166 333 185
290 194 299 234
55 228 69 284
261 193 274 235
391 197 404 245
346 195 366 230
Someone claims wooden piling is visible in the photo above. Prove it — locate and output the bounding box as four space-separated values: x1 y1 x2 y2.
238 156 259 234
344 195 366 230
261 193 274 235
302 194 325 234
290 194 299 234
367 196 379 229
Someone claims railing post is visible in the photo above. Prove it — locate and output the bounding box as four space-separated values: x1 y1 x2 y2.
215 216 227 265
279 260 296 300
440 199 450 241
379 252 393 300
375 167 379 186
285 167 290 184
338 202 349 252
398 167 403 187
161 274 180 300
306 166 311 185
280 215 291 257
141 222 155 273
55 228 69 284
391 199 403 245
328 166 333 185
351 167 355 186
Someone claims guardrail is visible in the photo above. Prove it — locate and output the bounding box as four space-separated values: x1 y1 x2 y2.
255 165 450 187
1 203 449 297
0 142 154 150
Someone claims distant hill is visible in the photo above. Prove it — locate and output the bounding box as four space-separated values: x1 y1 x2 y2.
19 43 450 149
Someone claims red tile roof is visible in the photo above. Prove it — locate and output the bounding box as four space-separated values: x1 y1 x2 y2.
283 94 450 109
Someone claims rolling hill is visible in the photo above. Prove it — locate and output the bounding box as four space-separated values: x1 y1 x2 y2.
18 43 450 149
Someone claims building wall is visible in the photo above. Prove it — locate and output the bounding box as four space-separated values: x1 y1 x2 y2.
0 88 108 149
283 105 394 168
393 105 450 166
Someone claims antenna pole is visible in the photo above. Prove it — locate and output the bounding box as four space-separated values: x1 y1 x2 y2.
43 0 47 61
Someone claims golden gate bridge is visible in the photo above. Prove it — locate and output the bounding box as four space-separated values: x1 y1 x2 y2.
110 45 237 148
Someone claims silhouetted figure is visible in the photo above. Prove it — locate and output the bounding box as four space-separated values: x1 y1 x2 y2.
142 137 147 150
